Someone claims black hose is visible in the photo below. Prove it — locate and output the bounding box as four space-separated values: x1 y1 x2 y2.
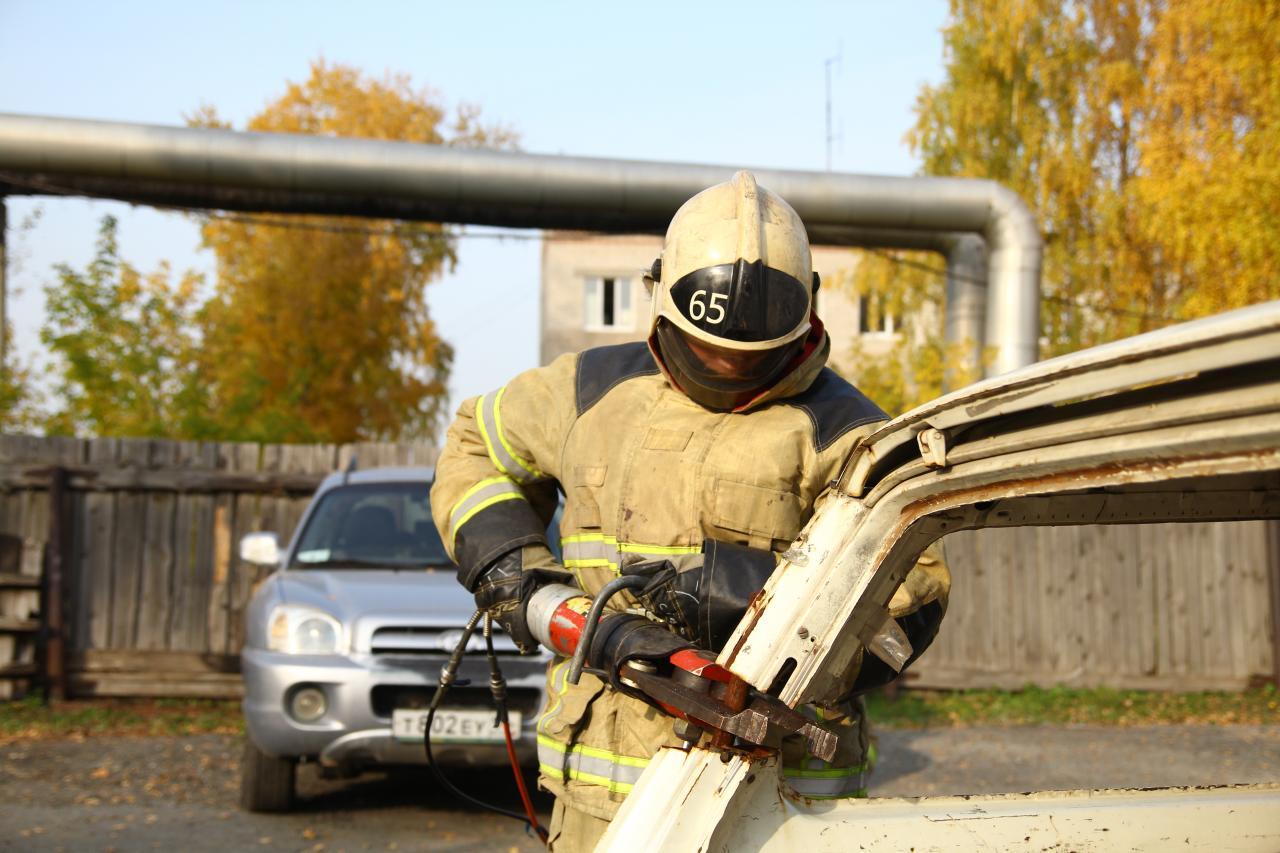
424 609 529 826
567 575 651 685
484 613 547 843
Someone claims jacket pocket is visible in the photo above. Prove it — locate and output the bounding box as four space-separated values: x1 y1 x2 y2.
642 428 692 452
537 665 605 782
711 478 804 548
570 465 607 529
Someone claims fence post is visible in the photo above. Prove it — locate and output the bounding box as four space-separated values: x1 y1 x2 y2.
43 467 68 702
1268 520 1280 690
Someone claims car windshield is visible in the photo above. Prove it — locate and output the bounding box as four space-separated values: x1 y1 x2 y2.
291 481 451 570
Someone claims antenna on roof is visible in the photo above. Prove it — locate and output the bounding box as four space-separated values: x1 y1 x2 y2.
824 44 842 172
342 454 358 484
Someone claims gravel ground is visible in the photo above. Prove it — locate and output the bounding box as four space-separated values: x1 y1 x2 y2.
2 725 1278 852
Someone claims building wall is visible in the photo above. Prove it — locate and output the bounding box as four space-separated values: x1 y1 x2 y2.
539 232 899 374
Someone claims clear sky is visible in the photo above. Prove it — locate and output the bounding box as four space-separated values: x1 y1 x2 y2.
0 0 948 418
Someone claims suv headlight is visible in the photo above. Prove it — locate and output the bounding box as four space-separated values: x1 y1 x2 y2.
267 605 344 654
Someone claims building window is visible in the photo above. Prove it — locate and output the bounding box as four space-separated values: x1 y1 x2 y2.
584 276 634 331
857 293 897 335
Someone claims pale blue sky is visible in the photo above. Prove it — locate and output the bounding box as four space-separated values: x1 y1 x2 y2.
0 0 947 415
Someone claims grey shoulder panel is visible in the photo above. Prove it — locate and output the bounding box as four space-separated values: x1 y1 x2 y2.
786 368 888 452
575 342 660 416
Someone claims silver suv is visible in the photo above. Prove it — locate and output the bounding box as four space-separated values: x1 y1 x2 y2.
237 466 551 812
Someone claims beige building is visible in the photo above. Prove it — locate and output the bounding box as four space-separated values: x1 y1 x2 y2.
538 232 901 376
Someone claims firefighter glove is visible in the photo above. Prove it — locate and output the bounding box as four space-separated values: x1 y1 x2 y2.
623 539 777 652
469 544 572 654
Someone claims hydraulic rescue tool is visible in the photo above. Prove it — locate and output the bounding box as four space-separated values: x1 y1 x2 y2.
524 576 841 762
424 574 843 842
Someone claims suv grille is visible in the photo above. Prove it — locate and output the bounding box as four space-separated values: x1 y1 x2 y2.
369 625 522 656
371 685 543 719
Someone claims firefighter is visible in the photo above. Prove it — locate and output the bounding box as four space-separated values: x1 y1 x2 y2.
430 171 950 851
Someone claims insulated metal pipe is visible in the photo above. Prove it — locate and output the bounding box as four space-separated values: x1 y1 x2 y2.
0 112 1041 373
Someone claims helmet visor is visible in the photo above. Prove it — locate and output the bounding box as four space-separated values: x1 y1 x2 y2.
656 319 802 411
667 259 811 344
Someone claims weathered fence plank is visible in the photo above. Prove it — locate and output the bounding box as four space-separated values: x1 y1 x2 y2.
911 521 1276 692
0 433 1273 698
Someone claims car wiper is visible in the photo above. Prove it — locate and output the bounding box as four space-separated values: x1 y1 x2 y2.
291 557 394 569
291 557 453 570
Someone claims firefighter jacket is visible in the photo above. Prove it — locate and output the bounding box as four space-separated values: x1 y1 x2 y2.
430 330 950 821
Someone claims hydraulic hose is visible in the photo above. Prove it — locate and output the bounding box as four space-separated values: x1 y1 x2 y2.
424 610 533 830
567 575 651 685
485 613 547 843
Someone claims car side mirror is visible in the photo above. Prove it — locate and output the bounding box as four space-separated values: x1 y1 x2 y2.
239 532 281 567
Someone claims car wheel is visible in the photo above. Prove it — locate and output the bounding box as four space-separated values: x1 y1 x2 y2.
240 738 296 812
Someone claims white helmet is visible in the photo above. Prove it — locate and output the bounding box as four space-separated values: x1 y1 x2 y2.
646 171 818 410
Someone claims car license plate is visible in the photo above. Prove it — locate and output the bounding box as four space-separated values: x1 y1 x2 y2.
392 708 520 744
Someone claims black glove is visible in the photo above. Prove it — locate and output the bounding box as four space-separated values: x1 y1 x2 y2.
624 539 777 652
467 544 572 654
586 613 692 703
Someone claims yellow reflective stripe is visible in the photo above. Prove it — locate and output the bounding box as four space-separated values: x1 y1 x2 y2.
561 535 702 577
565 768 635 794
536 734 647 793
782 764 869 779
537 660 571 735
618 543 701 555
448 475 525 547
562 533 616 545
449 475 514 516
475 391 510 478
493 386 545 481
476 389 543 484
798 788 869 800
452 492 523 536
536 735 649 769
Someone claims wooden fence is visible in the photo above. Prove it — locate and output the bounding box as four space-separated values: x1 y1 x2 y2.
0 433 436 698
0 432 1276 698
912 523 1278 692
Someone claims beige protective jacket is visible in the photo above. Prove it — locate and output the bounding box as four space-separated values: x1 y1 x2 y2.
431 333 949 821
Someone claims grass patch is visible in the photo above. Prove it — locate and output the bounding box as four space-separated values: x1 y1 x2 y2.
1 685 1276 741
866 684 1280 728
0 695 244 743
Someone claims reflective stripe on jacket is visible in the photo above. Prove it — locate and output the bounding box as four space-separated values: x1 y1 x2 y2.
431 334 946 820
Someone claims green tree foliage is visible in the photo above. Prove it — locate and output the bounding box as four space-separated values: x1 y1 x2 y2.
36 61 511 442
831 251 987 415
188 60 515 443
0 338 38 432
910 0 1280 355
841 0 1279 413
40 217 206 438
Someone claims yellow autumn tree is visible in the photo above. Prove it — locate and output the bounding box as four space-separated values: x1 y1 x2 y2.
190 60 515 443
828 249 987 415
907 0 1280 358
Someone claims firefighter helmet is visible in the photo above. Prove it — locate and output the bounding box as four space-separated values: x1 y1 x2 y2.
647 170 817 410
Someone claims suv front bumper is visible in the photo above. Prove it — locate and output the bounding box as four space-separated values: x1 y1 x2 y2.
241 647 550 768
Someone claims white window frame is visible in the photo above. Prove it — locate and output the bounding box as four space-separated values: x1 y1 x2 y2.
857 292 899 338
583 275 635 332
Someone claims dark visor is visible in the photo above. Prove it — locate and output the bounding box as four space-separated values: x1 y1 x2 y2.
668 259 809 343
656 319 803 411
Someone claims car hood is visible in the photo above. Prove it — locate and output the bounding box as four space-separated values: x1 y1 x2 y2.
276 567 474 626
